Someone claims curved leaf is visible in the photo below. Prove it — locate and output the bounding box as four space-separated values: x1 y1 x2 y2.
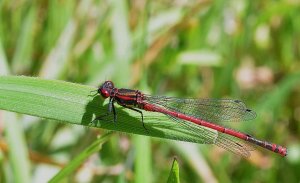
0 76 212 143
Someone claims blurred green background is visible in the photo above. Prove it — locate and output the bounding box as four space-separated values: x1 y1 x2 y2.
1 0 300 182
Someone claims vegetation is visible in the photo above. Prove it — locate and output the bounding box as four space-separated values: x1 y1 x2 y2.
0 0 299 182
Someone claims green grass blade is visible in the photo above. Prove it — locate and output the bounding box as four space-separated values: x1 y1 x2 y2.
134 136 152 183
39 19 76 78
0 40 9 75
11 5 36 73
4 112 31 183
110 0 132 82
0 76 212 144
172 142 217 183
48 132 113 183
167 158 180 183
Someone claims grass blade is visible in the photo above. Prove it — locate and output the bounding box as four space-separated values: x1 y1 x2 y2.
134 136 152 183
4 112 31 183
48 132 113 183
0 76 212 144
11 5 36 73
167 158 180 183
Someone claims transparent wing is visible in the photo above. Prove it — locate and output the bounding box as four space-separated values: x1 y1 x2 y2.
167 115 254 158
143 95 256 123
93 106 255 158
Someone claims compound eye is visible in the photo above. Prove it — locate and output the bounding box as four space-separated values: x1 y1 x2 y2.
101 89 110 98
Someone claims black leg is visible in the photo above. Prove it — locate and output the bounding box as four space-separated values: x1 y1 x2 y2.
124 106 148 133
109 98 117 122
108 97 113 112
91 97 117 126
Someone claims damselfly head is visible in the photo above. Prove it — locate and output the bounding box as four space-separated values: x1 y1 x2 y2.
98 81 114 98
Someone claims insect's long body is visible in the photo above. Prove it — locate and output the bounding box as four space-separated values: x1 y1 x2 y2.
97 81 287 157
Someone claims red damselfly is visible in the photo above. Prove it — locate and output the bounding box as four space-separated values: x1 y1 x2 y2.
94 81 287 157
